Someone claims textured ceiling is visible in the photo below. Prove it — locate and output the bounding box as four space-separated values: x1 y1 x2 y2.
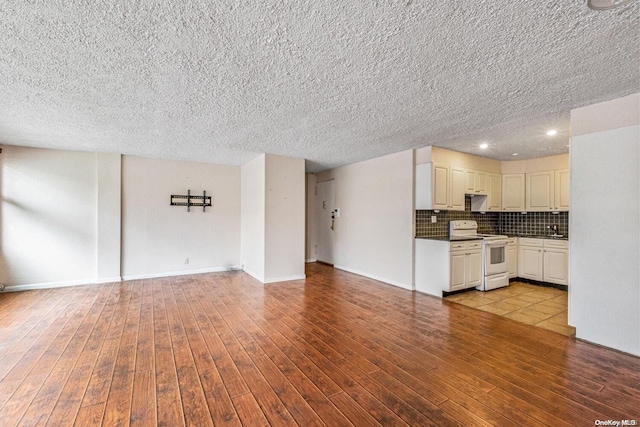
0 1 638 172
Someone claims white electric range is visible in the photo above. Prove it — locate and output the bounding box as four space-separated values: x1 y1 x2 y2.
450 221 510 291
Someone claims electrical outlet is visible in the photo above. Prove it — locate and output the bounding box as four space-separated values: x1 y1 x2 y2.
431 215 437 223
184 258 189 265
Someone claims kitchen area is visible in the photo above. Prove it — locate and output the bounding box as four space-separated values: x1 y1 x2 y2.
414 146 574 335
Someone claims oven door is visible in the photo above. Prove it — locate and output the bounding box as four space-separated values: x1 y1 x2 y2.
484 240 508 275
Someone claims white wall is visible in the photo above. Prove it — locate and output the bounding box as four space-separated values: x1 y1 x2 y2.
240 155 266 281
241 154 306 283
501 153 569 174
122 156 241 279
569 93 640 356
0 146 98 287
305 173 318 262
264 154 306 282
316 150 415 289
96 153 121 281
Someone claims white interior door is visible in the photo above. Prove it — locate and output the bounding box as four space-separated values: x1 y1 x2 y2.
316 180 335 265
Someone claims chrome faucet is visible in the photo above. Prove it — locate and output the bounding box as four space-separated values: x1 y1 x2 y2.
547 224 559 235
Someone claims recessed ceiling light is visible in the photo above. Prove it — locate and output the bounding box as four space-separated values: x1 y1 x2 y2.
479 143 489 149
512 153 519 156
546 130 557 136
588 0 634 10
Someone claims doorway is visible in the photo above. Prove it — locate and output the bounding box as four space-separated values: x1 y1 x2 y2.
316 180 335 265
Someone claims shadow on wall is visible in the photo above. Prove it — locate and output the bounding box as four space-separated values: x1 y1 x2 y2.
0 146 97 287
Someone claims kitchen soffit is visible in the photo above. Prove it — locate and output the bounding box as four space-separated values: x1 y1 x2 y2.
0 1 638 172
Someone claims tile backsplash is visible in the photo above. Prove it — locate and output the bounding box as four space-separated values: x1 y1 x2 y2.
499 211 569 237
416 196 569 238
416 197 499 238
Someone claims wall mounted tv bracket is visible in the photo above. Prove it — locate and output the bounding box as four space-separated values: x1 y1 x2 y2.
170 190 212 212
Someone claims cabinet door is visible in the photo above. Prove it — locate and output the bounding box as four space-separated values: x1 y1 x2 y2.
465 169 476 193
466 250 483 288
450 252 467 291
487 173 502 211
432 164 449 210
543 248 568 285
476 171 487 195
554 169 570 211
502 174 525 211
518 246 543 281
507 246 518 278
526 171 554 211
449 166 466 210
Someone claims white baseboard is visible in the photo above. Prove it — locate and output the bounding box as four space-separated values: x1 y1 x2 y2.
96 276 123 284
305 258 317 263
333 265 412 291
4 278 107 292
263 274 306 284
2 267 305 292
242 268 265 283
242 269 306 284
122 266 242 281
3 267 242 292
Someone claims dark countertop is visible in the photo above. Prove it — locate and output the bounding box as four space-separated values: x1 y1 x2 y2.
513 234 569 241
417 235 569 241
415 236 483 242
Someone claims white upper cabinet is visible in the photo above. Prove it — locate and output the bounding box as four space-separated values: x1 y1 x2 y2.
554 169 570 211
476 171 487 195
470 172 502 212
525 169 570 212
526 171 554 211
432 163 450 210
416 151 568 213
449 166 466 210
416 163 464 211
487 173 502 211
464 169 488 195
465 169 476 194
502 174 525 211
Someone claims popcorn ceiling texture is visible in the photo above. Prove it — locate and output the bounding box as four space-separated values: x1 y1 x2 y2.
0 1 638 172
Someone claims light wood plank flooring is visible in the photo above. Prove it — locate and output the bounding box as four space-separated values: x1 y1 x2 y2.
0 263 638 426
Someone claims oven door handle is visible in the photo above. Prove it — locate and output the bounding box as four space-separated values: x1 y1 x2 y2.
485 240 508 246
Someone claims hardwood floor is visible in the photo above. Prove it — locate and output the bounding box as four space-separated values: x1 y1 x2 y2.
0 263 638 426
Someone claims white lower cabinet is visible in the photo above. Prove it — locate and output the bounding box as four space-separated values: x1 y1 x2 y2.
543 240 569 285
415 239 482 297
450 241 482 291
518 242 543 281
507 238 518 279
518 238 568 285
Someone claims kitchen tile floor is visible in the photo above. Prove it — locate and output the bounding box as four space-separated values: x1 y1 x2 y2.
446 282 576 336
